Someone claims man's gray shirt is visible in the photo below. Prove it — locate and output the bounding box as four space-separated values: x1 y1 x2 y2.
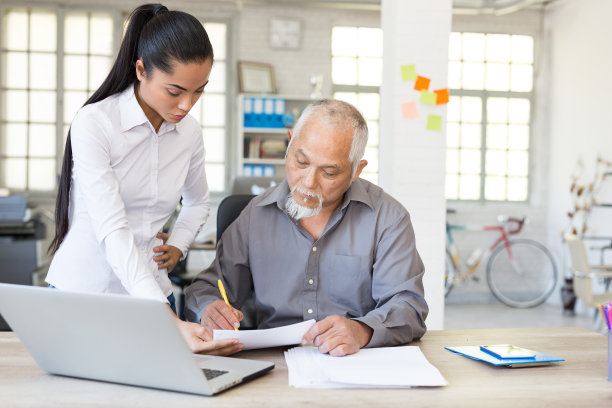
185 178 428 347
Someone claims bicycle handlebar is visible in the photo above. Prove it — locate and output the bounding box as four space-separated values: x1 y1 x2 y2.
504 216 526 235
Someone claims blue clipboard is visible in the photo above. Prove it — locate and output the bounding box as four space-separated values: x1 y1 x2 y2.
444 346 564 368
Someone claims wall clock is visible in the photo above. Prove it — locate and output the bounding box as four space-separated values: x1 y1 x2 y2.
269 18 301 50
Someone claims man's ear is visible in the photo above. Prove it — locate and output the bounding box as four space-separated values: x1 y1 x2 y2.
352 159 368 182
287 129 293 143
135 59 146 81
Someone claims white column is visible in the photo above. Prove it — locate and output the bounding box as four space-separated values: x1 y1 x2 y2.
380 0 452 329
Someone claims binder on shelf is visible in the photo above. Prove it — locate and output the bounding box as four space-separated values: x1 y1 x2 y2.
252 97 264 127
243 97 254 127
263 98 275 128
274 98 286 128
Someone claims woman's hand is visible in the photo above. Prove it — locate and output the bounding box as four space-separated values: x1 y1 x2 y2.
172 310 244 356
154 232 182 273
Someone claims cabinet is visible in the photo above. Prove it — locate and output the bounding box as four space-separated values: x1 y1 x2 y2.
237 94 312 178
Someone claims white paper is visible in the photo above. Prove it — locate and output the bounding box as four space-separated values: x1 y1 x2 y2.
213 319 315 350
284 345 447 388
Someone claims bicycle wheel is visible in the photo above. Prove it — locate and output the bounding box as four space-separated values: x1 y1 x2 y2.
445 250 456 297
486 239 557 308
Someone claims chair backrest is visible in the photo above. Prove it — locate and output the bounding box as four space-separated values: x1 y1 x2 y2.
216 194 256 243
564 233 594 306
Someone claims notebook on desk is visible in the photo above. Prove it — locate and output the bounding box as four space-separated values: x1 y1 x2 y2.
0 283 274 396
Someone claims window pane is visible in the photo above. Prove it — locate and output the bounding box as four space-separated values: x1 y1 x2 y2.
461 97 482 122
461 124 481 148
356 93 379 120
486 150 506 176
64 55 88 89
447 123 459 147
332 27 358 56
201 94 225 127
485 176 506 200
487 98 508 123
358 57 382 86
4 10 28 50
485 63 509 91
28 158 55 190
30 53 56 89
487 124 508 149
364 146 378 172
332 57 357 85
5 52 28 88
460 149 481 173
445 174 459 199
30 12 56 52
448 61 461 89
462 33 485 61
360 172 378 185
3 124 27 156
367 121 379 146
447 96 460 122
89 56 112 89
90 14 113 55
462 62 484 90
358 27 382 57
334 92 357 106
510 64 533 92
30 91 56 122
511 35 533 64
507 177 527 201
3 158 27 189
208 61 226 93
205 163 225 192
449 32 461 60
65 14 88 53
202 128 225 162
508 125 529 149
64 91 87 122
459 174 480 200
446 149 459 173
4 90 28 121
507 151 528 176
204 23 226 60
486 34 510 63
508 98 530 123
29 124 56 157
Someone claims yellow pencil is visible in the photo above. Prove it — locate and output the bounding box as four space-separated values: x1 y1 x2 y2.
217 279 238 331
598 304 606 322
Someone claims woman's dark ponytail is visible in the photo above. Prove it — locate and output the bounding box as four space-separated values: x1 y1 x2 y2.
49 3 213 254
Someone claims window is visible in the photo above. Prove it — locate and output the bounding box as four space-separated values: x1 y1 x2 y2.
331 26 381 185
446 32 534 201
0 6 230 195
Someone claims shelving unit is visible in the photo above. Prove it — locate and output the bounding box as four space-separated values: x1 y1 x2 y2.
237 94 313 178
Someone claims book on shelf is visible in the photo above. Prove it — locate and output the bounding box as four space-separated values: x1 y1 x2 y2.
260 139 287 159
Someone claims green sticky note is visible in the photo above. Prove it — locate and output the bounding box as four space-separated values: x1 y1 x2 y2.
426 114 442 131
401 64 417 81
420 91 437 105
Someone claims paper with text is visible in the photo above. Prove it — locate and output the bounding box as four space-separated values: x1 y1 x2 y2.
213 319 315 350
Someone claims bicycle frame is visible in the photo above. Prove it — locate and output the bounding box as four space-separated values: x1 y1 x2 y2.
446 216 525 280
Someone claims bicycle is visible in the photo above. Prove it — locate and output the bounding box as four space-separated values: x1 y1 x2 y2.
445 210 558 308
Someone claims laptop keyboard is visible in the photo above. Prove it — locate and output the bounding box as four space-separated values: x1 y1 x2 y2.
202 368 229 380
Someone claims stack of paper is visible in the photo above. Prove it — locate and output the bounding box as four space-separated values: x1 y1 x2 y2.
284 346 447 388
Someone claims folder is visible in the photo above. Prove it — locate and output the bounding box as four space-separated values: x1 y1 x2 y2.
444 346 564 367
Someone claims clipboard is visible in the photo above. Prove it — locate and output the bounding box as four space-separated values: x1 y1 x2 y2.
444 346 564 368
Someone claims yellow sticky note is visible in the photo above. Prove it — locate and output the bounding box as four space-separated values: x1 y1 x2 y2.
401 65 417 81
414 75 430 91
420 91 437 105
401 101 418 119
426 114 443 131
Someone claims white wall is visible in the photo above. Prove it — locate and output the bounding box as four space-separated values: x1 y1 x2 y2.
545 0 612 279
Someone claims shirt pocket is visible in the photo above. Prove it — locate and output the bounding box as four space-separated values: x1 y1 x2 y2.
329 254 372 311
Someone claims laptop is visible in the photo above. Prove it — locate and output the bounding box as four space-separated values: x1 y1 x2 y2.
0 283 274 396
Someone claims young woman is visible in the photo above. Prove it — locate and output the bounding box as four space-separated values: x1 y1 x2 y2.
46 4 241 356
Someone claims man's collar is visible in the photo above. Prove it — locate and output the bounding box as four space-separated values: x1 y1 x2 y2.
119 84 180 135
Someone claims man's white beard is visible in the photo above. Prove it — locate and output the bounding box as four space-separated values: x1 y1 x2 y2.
285 187 323 220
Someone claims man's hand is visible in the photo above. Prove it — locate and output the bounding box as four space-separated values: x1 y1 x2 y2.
302 315 373 357
153 232 182 273
171 309 243 355
201 299 244 332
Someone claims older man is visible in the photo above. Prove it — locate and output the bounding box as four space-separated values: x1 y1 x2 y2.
185 99 427 356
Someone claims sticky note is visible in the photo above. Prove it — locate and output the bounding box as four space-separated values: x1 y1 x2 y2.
401 101 418 119
401 64 417 81
414 76 430 91
426 114 443 131
434 88 450 105
420 91 437 105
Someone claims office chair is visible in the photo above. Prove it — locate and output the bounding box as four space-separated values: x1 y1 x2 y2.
216 194 256 329
564 233 612 327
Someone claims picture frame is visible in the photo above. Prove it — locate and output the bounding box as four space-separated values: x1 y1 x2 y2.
238 61 276 94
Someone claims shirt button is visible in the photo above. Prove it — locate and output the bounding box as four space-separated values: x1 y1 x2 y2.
307 308 313 314
312 246 317 252
308 279 314 285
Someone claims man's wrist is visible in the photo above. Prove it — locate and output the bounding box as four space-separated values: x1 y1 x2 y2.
353 320 373 348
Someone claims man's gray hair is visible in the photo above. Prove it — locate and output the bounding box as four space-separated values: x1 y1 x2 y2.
286 99 369 177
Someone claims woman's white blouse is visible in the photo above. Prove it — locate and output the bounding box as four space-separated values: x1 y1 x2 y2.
46 85 210 302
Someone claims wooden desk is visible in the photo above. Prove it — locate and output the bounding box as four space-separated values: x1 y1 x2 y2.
1 327 610 407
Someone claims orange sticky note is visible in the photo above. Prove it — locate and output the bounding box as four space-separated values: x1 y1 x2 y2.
434 88 449 105
414 76 430 91
401 101 418 119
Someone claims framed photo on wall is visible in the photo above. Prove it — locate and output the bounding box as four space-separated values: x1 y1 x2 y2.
238 61 276 94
